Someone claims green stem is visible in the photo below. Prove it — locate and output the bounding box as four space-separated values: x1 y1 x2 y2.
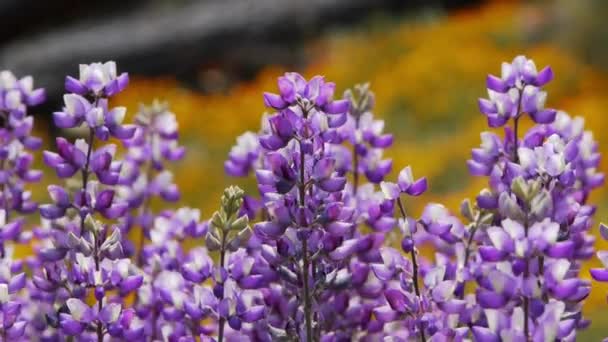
297 139 313 342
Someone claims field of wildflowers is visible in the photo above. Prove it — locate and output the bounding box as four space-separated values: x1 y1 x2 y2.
2 0 608 340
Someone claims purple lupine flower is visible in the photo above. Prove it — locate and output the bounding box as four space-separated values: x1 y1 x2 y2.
65 62 129 97
250 74 372 340
380 166 427 200
263 73 349 114
0 71 44 340
54 62 135 141
478 55 556 127
117 101 184 260
33 62 145 341
467 58 601 340
0 72 44 258
225 132 261 177
340 83 393 186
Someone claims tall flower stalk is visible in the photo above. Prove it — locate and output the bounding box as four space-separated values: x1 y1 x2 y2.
37 62 143 340
0 71 44 339
469 56 602 340
118 100 184 263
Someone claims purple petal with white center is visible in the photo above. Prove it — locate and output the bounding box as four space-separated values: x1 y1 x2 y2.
160 185 180 202
325 99 350 114
95 189 114 210
97 170 120 185
478 98 497 115
533 66 553 86
318 82 337 107
397 166 414 190
545 154 566 177
99 303 122 324
438 299 466 314
590 268 608 282
6 321 26 339
476 289 507 309
380 182 400 200
558 320 576 339
486 113 509 128
263 92 287 110
110 124 137 139
487 226 514 253
241 306 265 322
67 298 95 323
65 76 88 94
431 281 456 303
530 109 556 124
1 220 22 240
486 75 508 92
278 76 295 103
59 314 84 335
552 279 579 300
254 222 285 239
38 247 67 262
7 273 26 293
384 289 409 313
373 216 396 232
326 221 351 236
259 134 286 151
479 246 507 262
312 158 334 180
502 218 525 240
39 204 66 219
472 327 500 342
371 134 393 148
318 177 346 192
370 264 393 282
47 185 70 207
365 159 392 183
477 192 498 209
546 241 574 258
239 275 265 289
564 140 579 162
90 152 111 172
405 177 427 196
372 305 398 323
426 222 452 236
52 111 80 128
120 275 143 293
102 202 128 219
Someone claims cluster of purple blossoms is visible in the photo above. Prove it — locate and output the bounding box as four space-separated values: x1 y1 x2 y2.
478 55 556 127
0 70 44 339
224 57 605 341
466 56 604 340
0 71 45 249
228 75 446 340
32 62 144 340
0 55 605 341
118 100 184 258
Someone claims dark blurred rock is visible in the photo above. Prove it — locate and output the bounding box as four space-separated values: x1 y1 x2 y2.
0 0 482 103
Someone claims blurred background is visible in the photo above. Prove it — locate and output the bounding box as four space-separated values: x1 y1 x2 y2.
3 0 608 338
